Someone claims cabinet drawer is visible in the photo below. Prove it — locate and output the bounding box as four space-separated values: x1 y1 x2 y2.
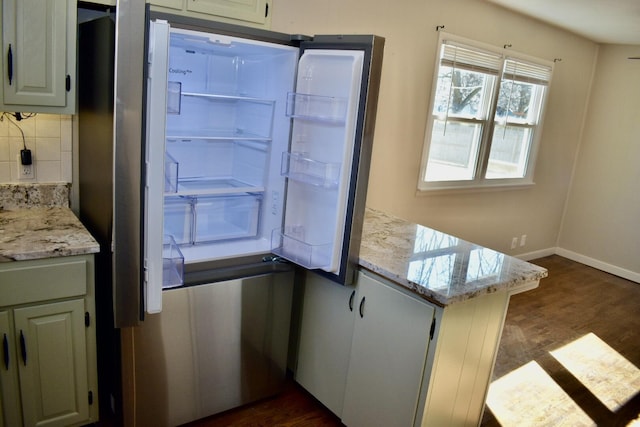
0 258 87 307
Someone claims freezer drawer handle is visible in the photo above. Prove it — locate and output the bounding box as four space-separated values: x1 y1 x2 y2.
349 290 355 312
359 297 366 318
19 330 26 366
2 334 8 370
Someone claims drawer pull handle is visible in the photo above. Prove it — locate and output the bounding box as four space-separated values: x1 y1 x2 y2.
20 330 27 366
359 296 366 318
2 334 8 370
349 290 355 311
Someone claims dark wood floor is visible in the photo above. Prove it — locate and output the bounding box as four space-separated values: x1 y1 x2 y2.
481 255 640 427
187 255 640 427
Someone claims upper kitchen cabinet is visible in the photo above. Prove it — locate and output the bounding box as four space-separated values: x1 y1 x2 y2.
0 0 77 114
149 0 271 28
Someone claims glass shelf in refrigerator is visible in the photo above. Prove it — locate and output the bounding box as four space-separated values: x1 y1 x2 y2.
281 151 341 189
286 92 348 124
166 85 276 140
163 235 185 289
165 130 272 142
194 194 262 243
169 178 265 197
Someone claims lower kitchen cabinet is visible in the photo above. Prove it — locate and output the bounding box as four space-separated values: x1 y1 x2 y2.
296 268 520 427
0 255 98 427
296 270 435 427
341 271 435 427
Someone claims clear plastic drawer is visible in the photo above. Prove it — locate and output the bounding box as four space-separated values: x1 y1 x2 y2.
194 194 261 243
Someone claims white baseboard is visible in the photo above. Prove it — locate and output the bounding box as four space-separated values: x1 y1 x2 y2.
514 247 640 284
555 248 640 283
515 247 557 262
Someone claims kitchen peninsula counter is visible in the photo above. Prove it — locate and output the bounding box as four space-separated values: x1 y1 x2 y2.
359 208 548 306
0 183 99 261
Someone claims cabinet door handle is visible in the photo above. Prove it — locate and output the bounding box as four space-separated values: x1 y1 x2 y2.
2 334 8 370
19 330 27 366
359 296 366 318
349 290 355 311
7 44 13 85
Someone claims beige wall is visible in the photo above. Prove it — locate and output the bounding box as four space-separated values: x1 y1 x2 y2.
558 45 640 278
271 0 598 256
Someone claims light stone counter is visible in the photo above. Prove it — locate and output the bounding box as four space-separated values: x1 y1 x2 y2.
0 183 99 262
359 208 548 306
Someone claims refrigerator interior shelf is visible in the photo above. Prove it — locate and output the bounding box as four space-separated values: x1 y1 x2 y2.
171 178 265 197
280 152 341 189
286 92 348 124
163 235 185 288
270 227 332 270
166 130 272 141
182 92 276 105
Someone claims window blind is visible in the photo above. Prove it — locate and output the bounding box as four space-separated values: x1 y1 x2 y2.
503 58 552 85
440 41 502 75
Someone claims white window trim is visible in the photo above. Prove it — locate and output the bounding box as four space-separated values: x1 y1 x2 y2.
418 32 554 193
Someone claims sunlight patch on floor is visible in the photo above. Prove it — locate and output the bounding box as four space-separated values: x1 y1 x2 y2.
486 361 595 427
551 333 640 412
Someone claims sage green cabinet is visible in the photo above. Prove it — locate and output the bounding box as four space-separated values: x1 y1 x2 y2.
0 0 77 114
149 0 271 28
0 255 98 427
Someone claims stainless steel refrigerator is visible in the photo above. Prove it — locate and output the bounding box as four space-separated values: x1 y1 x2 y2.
78 2 383 425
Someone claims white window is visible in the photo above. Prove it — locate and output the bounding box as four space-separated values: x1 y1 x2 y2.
418 33 553 191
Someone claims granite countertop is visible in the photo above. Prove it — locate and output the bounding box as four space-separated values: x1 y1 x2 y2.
0 183 99 262
359 208 548 306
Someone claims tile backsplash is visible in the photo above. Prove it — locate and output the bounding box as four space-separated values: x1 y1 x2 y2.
0 113 72 183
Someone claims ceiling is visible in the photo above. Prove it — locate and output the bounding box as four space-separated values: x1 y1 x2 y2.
485 0 640 45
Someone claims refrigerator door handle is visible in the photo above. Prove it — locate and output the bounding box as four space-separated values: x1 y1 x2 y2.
144 19 171 314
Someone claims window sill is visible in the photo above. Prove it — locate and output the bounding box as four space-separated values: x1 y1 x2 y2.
416 181 535 196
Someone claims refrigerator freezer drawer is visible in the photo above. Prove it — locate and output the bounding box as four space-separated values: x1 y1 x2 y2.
131 270 294 426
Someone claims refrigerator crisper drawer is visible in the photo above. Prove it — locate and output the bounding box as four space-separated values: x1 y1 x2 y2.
194 194 261 243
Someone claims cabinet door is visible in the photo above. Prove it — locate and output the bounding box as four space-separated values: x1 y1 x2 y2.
1 0 76 112
295 271 357 417
0 311 21 427
185 0 269 25
14 299 89 427
342 272 435 427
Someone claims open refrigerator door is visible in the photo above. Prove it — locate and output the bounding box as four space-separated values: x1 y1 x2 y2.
272 49 364 274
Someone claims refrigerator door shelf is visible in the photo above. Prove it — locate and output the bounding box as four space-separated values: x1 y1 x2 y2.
164 196 194 245
271 227 333 271
281 151 341 189
286 92 348 124
163 235 185 288
165 152 179 193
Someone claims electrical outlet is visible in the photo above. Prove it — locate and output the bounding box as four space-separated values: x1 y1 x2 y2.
511 237 518 249
17 154 35 179
520 234 527 247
